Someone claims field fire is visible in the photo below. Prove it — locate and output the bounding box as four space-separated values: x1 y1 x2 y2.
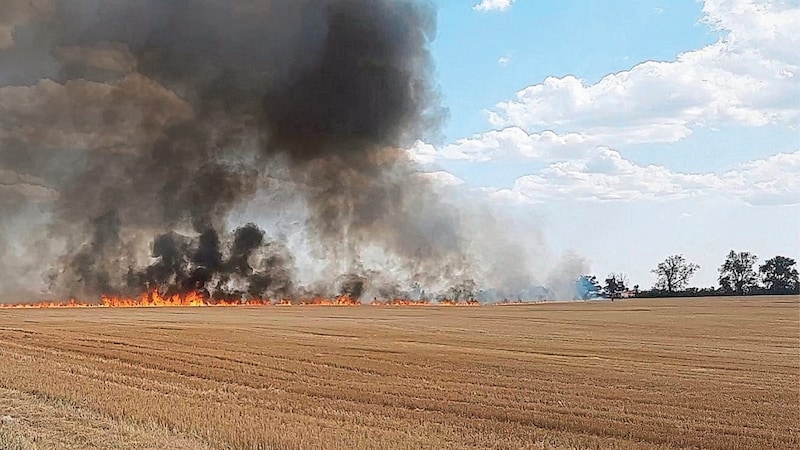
0 290 481 309
1 1 798 449
0 0 568 307
0 297 797 449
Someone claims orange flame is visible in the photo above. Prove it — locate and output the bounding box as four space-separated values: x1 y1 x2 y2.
367 298 431 306
0 298 92 309
437 299 481 307
1 291 482 309
101 290 209 307
299 295 361 306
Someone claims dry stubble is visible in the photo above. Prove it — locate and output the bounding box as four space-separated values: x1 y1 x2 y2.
0 296 798 449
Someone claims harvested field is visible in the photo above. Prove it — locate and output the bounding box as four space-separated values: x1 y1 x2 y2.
0 296 798 449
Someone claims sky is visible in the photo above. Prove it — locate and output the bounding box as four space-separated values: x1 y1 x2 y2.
413 0 800 288
0 0 797 298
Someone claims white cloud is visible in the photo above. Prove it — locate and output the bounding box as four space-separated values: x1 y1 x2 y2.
416 170 465 187
498 56 511 66
409 128 596 164
473 0 516 12
409 121 696 164
485 0 800 145
721 150 800 206
416 0 800 210
491 148 800 206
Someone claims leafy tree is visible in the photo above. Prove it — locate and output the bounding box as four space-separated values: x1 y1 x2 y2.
718 250 758 295
759 256 799 294
576 275 601 300
652 254 699 293
603 273 628 299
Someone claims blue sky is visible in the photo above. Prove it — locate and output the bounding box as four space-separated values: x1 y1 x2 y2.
433 0 717 141
415 0 800 288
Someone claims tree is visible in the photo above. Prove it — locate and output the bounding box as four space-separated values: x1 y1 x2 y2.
603 273 628 300
759 256 799 294
718 250 758 295
651 254 700 293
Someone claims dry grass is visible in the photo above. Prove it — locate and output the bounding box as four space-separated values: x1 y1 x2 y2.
0 296 797 449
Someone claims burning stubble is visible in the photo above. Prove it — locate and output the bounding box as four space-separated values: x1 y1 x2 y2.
0 0 574 304
0 0 465 302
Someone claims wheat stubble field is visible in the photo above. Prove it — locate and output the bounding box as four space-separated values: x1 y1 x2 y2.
0 297 798 449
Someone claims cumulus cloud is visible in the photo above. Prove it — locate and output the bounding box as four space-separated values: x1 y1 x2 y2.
492 148 800 206
414 0 800 215
473 0 515 12
409 128 596 163
416 170 465 187
484 0 799 145
408 120 702 164
721 150 800 206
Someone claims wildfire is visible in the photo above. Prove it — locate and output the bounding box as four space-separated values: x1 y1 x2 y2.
299 295 361 306
0 291 484 309
102 291 207 307
374 298 431 306
437 299 481 307
0 299 93 309
0 290 267 309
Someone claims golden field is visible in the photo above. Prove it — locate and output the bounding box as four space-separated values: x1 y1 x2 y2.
0 296 798 449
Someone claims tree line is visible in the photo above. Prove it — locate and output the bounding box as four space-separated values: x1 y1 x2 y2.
577 252 799 299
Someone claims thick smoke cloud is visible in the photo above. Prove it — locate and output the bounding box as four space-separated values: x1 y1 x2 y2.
0 0 575 302
0 0 473 300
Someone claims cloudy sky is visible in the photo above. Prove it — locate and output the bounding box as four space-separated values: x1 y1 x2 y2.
415 0 799 288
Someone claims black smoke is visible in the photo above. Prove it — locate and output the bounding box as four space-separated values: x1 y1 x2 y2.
0 0 482 301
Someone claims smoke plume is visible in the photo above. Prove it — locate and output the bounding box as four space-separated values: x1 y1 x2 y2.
0 0 572 302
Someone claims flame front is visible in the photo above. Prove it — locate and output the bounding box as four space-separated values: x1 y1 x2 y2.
102 291 209 307
0 291 484 309
300 295 361 306
0 290 266 309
